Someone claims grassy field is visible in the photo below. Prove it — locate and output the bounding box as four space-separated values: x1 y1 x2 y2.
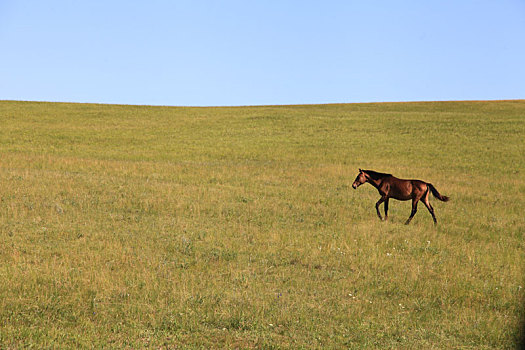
0 100 524 348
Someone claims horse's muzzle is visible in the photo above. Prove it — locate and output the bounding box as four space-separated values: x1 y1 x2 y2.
352 183 357 189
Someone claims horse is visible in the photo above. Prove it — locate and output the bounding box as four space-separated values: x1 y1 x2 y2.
352 169 449 225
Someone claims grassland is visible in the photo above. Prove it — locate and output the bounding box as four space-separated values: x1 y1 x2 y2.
0 100 524 348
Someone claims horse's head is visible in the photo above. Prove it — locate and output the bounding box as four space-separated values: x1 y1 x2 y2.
352 169 367 189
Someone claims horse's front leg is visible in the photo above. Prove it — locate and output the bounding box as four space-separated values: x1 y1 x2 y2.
384 198 389 221
375 197 386 221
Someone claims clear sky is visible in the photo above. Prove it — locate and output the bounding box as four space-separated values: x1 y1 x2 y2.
1 1 524 106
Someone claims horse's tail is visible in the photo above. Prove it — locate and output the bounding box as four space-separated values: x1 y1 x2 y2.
427 183 449 202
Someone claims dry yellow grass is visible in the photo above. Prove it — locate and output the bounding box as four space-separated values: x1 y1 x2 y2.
0 100 524 348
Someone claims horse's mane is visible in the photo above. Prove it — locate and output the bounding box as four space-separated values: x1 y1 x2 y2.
363 170 392 180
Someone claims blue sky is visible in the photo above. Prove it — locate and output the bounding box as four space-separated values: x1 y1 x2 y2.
1 1 524 106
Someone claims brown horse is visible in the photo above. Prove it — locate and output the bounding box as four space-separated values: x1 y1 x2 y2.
352 169 449 225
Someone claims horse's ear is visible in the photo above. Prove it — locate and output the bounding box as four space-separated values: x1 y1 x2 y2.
359 168 362 172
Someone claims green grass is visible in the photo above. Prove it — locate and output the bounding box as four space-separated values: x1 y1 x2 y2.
0 100 524 348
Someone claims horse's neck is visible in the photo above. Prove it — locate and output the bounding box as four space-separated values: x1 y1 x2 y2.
367 177 382 189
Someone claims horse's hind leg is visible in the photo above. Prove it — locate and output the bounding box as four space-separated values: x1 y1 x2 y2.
405 198 419 225
422 191 437 225
375 197 386 221
384 198 389 221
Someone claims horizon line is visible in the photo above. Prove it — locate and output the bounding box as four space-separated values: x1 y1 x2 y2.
1 98 524 109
